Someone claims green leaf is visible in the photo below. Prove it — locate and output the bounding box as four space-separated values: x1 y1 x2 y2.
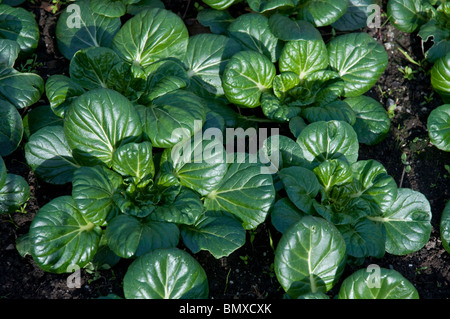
332 0 377 31
0 4 39 54
345 95 391 145
270 197 305 234
137 90 206 149
25 125 80 185
247 0 295 13
228 13 281 63
372 188 432 255
296 120 359 169
90 0 128 18
431 54 450 104
274 216 347 298
0 173 29 214
205 159 275 230
112 141 155 183
222 51 276 108
123 248 208 299
440 200 450 254
0 65 44 110
45 75 85 118
69 47 121 90
0 100 22 156
268 14 319 41
313 159 353 191
126 0 165 15
105 215 179 259
72 166 123 226
0 38 19 67
338 268 419 299
64 88 142 167
181 210 246 258
279 166 320 214
112 8 188 72
337 218 385 258
184 33 241 96
279 33 328 80
327 33 388 97
160 134 227 196
387 0 430 33
150 188 204 225
22 105 63 140
261 92 302 122
427 104 450 151
302 100 356 125
296 0 349 27
197 8 234 35
56 0 121 60
0 156 6 189
29 196 102 274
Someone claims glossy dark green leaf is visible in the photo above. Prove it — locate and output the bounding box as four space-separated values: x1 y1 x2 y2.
337 218 385 258
29 196 102 274
268 14 319 41
137 90 206 149
279 166 320 214
296 0 349 27
69 47 121 90
105 215 179 259
72 166 123 226
64 89 142 167
197 8 234 35
90 0 132 17
302 101 356 125
228 13 281 62
45 75 85 118
345 95 390 145
0 38 19 67
0 4 39 54
431 53 450 104
222 51 276 108
56 0 121 60
328 33 388 97
202 0 238 10
160 134 227 196
22 105 63 140
275 216 347 298
0 156 6 189
112 8 188 72
112 141 155 183
204 159 275 230
0 100 22 156
338 268 419 299
0 173 29 214
428 104 450 151
25 125 80 185
261 92 302 122
184 33 241 96
126 0 164 15
387 0 430 33
313 159 353 191
270 197 305 234
181 210 246 258
123 248 208 299
279 33 328 79
332 0 376 31
296 120 359 168
371 188 432 255
247 0 295 13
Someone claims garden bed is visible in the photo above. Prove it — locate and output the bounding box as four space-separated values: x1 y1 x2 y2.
0 0 449 299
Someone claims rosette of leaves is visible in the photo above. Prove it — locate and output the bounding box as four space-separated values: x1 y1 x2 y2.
22 88 275 300
219 13 389 145
265 120 432 298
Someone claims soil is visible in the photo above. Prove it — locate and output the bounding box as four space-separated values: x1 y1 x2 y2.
0 0 449 300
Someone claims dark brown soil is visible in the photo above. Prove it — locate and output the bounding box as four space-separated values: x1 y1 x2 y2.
0 0 449 300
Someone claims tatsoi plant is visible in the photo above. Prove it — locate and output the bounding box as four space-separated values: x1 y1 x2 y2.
262 120 432 298
22 87 275 297
219 12 390 145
